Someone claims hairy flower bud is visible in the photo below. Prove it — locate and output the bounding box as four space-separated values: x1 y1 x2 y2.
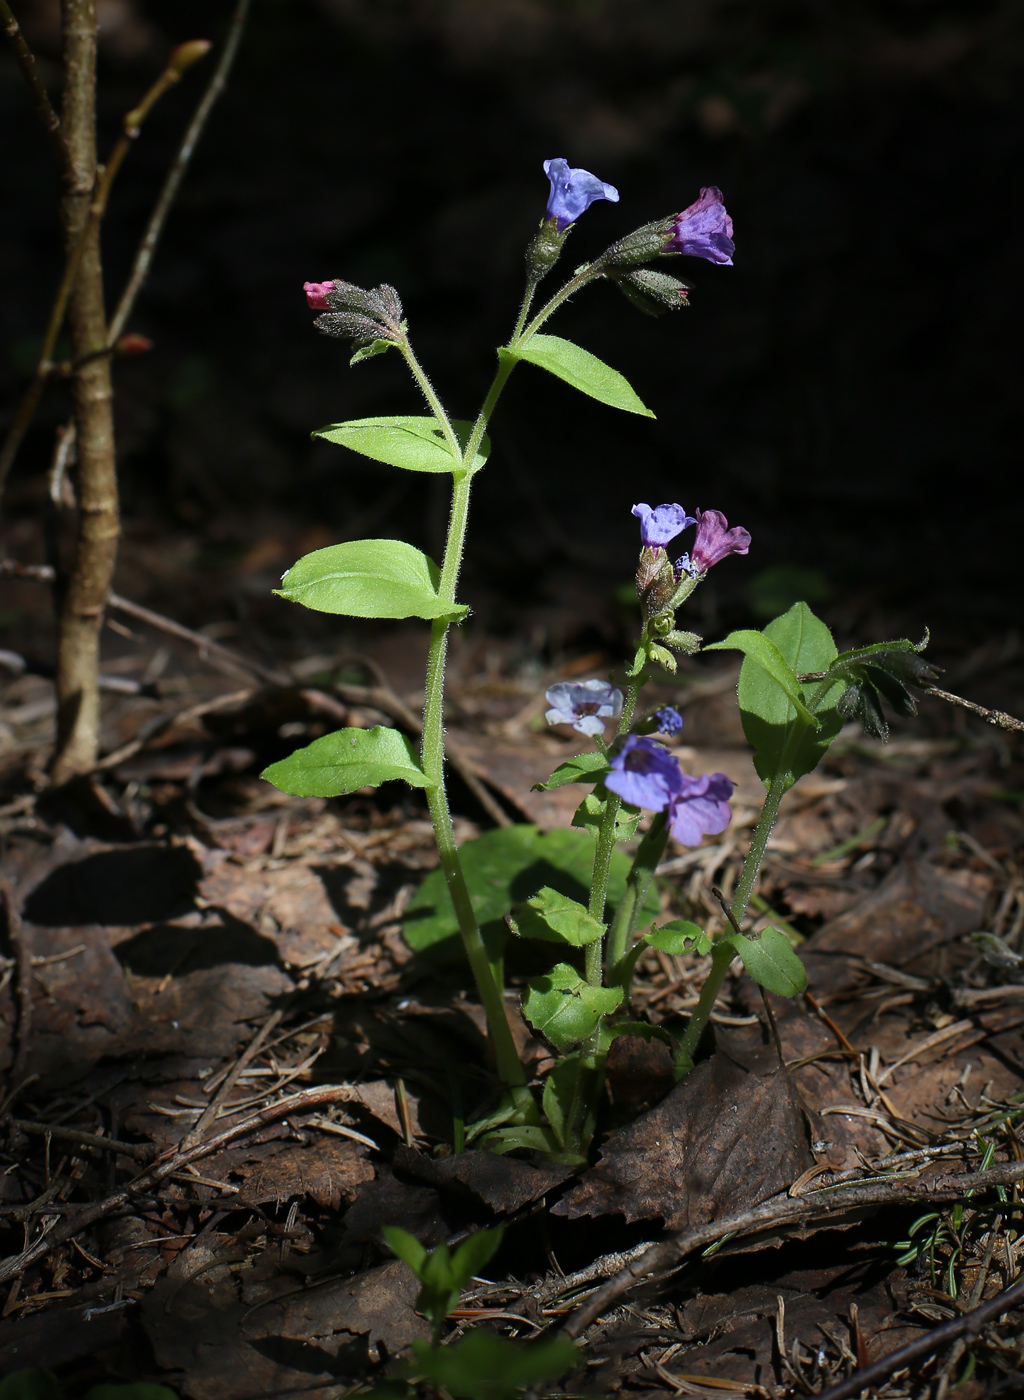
304 279 405 347
313 312 391 344
610 268 691 316
598 217 677 269
526 218 571 282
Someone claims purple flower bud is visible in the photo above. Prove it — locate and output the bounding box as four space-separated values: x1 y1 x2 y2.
666 187 735 266
543 158 619 232
667 772 734 846
545 679 624 738
632 502 696 550
655 706 684 737
303 280 335 309
604 735 682 811
687 508 751 573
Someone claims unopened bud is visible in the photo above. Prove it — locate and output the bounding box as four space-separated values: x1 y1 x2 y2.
596 217 675 270
114 333 154 356
611 268 691 317
525 218 571 282
168 39 213 77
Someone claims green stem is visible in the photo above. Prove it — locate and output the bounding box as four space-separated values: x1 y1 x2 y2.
510 277 539 344
400 341 463 462
606 812 670 990
675 765 789 1068
519 265 603 344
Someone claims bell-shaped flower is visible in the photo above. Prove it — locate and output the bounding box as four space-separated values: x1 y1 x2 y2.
666 187 735 265
303 281 336 309
632 502 696 550
682 508 751 574
545 679 624 738
667 772 734 846
604 735 682 811
544 158 619 232
655 706 684 737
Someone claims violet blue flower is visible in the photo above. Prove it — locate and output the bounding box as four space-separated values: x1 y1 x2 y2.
544 158 619 232
655 706 684 737
545 679 624 738
667 771 734 846
666 187 735 265
604 735 683 811
303 281 336 309
631 502 696 550
686 508 751 573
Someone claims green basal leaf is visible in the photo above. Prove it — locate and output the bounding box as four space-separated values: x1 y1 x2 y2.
725 927 807 997
598 1019 674 1052
500 334 655 417
508 885 605 947
403 825 659 963
313 415 490 474
533 751 611 791
449 1226 504 1290
572 791 640 841
706 629 818 728
262 725 430 798
541 1053 580 1149
479 1124 560 1155
407 1333 579 1400
522 963 622 1050
276 539 467 622
732 603 845 791
382 1225 428 1278
644 920 712 956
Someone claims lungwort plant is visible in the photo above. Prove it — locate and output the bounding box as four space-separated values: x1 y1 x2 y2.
263 160 939 1163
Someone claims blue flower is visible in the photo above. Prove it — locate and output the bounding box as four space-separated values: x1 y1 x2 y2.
666 188 735 265
545 679 624 738
604 735 682 810
667 772 734 845
544 158 619 232
632 502 696 550
655 706 684 737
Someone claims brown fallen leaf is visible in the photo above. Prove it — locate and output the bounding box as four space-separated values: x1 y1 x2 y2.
556 1037 810 1229
393 1144 574 1214
234 1137 374 1211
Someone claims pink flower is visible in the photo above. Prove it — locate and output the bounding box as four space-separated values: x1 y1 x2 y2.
678 508 751 575
666 188 734 266
303 281 336 310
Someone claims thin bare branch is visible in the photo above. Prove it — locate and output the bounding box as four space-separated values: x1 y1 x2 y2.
0 0 66 169
924 684 1024 735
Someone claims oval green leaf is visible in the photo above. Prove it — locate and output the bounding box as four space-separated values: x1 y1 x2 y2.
312 415 489 474
533 751 611 791
522 964 623 1050
501 334 654 417
705 629 818 729
509 886 605 947
262 725 431 798
276 539 467 622
644 920 711 956
726 927 807 997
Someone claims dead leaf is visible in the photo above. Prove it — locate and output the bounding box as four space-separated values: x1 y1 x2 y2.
393 1144 574 1214
234 1138 373 1211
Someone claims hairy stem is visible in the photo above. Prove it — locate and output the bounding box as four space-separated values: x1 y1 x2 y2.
606 812 670 990
520 265 603 343
51 0 118 784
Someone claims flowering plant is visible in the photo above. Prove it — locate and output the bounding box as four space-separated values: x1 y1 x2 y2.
264 162 939 1162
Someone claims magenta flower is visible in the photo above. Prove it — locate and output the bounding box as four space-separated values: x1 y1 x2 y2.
545 679 624 738
632 502 696 550
682 508 751 574
303 280 336 309
667 772 735 845
544 158 619 232
666 188 734 266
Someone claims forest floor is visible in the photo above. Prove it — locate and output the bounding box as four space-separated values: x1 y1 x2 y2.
1 544 1024 1400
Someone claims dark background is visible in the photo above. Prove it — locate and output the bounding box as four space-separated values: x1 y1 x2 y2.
2 0 1022 666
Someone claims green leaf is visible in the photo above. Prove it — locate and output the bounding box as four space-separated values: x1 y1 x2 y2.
731 603 845 791
706 629 818 728
533 751 611 791
522 964 622 1050
313 415 490 474
500 334 654 417
509 885 605 947
541 1053 580 1149
407 1333 578 1400
644 920 711 956
726 927 807 997
449 1225 504 1289
349 338 395 366
382 1224 429 1278
598 1019 674 1053
276 539 467 622
479 1124 560 1154
0 1374 62 1400
403 825 660 964
572 791 640 841
262 725 430 798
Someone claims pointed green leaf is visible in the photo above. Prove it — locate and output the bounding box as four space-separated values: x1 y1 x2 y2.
501 334 654 417
644 920 711 956
572 791 640 841
597 1019 674 1053
533 751 611 791
706 629 818 728
313 415 489 474
407 1332 579 1400
726 927 807 997
509 885 605 947
276 539 467 621
262 725 430 797
381 1225 428 1278
522 964 622 1050
450 1226 504 1289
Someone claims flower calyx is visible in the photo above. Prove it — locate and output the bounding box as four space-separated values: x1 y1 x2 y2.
303 279 406 354
610 267 692 316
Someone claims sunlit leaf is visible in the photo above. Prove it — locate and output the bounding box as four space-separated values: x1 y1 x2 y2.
262 725 430 797
277 539 467 621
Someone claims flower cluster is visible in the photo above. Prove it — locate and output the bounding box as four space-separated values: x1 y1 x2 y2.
605 735 734 847
633 501 750 577
544 679 624 737
301 279 405 350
